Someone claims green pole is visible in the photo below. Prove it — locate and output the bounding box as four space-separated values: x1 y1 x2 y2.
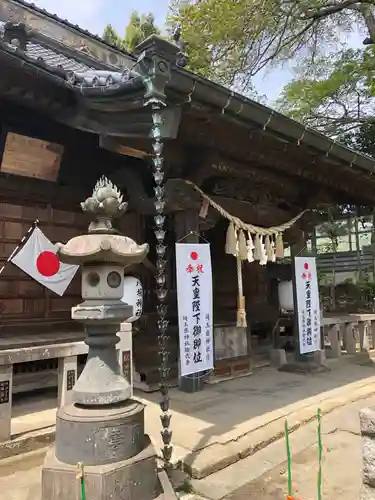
77 462 86 500
285 420 292 498
317 409 322 500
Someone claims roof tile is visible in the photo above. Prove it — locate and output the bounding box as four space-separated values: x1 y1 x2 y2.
13 0 134 58
0 20 94 73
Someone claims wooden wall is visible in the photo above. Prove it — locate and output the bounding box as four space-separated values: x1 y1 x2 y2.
0 99 144 338
0 188 143 336
0 197 84 333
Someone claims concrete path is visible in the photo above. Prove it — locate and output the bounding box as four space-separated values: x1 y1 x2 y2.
7 356 375 478
192 394 372 500
0 392 372 500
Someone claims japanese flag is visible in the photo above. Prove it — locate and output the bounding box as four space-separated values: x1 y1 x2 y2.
11 227 79 296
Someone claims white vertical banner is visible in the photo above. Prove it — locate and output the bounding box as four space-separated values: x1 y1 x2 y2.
121 276 143 323
295 257 321 354
175 243 213 377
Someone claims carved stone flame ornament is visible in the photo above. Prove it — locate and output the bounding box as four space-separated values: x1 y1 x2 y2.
81 175 128 233
58 177 148 266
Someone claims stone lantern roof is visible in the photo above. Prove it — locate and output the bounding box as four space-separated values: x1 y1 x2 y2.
56 176 149 266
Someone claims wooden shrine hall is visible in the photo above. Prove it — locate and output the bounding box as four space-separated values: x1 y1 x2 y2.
1 0 375 395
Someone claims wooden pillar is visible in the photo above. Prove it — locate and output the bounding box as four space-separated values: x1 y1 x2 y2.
174 209 205 393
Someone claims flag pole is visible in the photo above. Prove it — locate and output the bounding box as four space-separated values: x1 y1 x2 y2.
317 408 322 500
0 219 39 277
285 419 293 500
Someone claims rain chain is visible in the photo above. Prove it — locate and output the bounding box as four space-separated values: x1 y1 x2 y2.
151 104 173 466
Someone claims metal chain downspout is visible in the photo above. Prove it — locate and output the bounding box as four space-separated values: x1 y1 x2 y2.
151 103 173 467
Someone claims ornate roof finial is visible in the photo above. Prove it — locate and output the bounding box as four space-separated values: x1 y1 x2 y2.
172 22 189 68
81 176 127 233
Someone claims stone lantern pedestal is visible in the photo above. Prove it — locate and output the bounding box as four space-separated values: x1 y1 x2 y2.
41 177 175 500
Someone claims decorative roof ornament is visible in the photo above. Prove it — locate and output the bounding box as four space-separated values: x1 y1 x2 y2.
172 23 189 68
81 175 128 233
2 22 29 51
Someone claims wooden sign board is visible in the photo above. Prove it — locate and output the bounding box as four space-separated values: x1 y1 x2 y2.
1 132 64 182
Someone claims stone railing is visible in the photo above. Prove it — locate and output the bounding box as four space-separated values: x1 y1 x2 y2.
0 323 133 443
322 314 375 358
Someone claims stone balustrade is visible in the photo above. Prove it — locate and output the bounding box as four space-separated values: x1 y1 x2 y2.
322 314 375 359
270 313 375 368
0 323 133 443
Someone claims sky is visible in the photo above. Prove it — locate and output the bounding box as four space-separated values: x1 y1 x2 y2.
31 0 362 103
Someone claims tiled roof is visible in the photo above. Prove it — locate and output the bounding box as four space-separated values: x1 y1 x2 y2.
0 20 94 73
65 69 132 88
12 0 134 59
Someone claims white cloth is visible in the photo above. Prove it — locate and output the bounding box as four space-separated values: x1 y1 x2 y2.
11 227 79 296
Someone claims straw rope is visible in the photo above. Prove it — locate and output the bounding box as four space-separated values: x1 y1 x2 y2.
183 179 307 236
182 178 307 327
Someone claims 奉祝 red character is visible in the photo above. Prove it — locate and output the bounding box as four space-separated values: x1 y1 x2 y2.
196 264 204 273
186 264 194 273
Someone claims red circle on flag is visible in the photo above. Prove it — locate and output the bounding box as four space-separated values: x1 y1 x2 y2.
36 251 60 277
304 263 309 270
190 251 198 260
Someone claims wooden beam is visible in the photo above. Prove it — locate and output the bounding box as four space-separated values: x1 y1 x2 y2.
180 117 375 204
99 136 149 159
110 168 304 232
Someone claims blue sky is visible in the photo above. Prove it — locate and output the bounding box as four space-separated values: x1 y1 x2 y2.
32 0 171 38
31 0 362 103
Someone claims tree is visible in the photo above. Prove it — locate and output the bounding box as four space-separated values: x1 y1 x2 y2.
124 12 160 52
342 122 375 155
170 0 375 96
102 11 160 53
277 47 375 137
102 24 124 49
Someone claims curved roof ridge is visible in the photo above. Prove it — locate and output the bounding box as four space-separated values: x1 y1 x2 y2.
12 0 136 60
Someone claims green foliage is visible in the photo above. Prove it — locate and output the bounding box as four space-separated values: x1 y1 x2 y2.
102 11 160 53
278 47 375 137
124 12 160 52
102 24 124 49
342 123 375 156
169 0 365 93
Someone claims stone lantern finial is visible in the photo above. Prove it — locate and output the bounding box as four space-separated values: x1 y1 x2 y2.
81 176 128 233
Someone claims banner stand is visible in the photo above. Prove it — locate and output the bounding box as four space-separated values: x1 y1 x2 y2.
279 256 329 374
175 242 214 382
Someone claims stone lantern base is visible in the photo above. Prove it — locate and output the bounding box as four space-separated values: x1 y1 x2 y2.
41 400 176 500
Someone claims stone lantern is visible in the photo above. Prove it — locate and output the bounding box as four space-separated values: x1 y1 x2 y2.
41 177 174 500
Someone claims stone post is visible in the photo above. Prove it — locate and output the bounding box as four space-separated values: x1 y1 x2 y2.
328 323 341 358
360 407 375 499
0 365 12 442
118 322 133 398
371 320 375 349
344 322 357 354
360 321 370 352
57 355 78 407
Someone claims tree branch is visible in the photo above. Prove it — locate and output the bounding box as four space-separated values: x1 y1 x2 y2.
302 0 363 20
